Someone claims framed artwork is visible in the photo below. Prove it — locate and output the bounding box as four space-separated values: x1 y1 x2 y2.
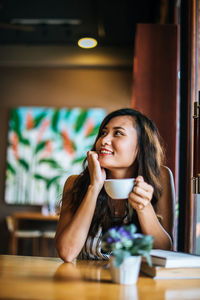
5 107 106 207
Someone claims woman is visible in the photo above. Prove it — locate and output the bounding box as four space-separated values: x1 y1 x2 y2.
55 108 175 262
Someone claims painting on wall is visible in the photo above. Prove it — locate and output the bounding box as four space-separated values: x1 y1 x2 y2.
5 107 106 207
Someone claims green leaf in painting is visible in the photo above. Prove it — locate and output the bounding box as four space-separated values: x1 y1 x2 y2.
18 158 29 171
34 112 47 128
7 162 16 175
51 110 59 132
35 141 46 154
34 173 49 182
10 109 20 136
65 109 72 119
46 175 61 189
56 183 60 195
72 156 85 164
86 125 100 137
75 110 88 132
71 141 77 151
18 136 30 146
38 158 61 169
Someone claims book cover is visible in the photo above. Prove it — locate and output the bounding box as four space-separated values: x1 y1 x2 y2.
149 249 200 268
141 261 200 279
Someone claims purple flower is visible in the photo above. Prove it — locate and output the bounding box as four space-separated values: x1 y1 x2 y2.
118 227 131 238
107 237 113 243
107 237 121 244
113 238 121 243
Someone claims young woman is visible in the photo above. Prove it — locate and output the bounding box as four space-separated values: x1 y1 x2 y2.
55 108 175 262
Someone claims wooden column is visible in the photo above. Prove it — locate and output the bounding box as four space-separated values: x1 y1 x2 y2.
132 24 179 185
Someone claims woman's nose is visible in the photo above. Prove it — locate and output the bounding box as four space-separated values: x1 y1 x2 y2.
101 134 112 145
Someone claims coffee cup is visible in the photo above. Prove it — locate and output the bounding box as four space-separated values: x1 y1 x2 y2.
104 178 135 199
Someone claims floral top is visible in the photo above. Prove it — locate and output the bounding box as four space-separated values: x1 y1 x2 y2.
78 203 135 260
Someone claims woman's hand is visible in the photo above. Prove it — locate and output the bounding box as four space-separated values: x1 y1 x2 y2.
128 176 154 211
87 151 106 190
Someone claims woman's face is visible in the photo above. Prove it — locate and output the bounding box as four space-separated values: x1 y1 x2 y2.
95 115 138 177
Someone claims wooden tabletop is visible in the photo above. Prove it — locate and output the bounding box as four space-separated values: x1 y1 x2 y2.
12 211 59 221
0 255 200 300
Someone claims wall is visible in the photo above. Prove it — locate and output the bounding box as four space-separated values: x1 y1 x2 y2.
0 65 133 253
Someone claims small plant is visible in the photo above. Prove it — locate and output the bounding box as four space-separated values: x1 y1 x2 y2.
101 224 154 267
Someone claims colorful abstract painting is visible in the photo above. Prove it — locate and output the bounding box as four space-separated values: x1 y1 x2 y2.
5 107 106 206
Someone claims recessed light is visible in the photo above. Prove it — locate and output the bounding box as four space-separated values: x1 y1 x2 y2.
78 37 98 49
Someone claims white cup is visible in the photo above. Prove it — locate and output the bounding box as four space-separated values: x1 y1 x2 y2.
104 178 135 199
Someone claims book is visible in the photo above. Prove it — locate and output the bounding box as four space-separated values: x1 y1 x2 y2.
148 249 200 268
141 261 200 279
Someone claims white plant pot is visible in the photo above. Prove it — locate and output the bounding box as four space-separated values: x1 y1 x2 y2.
110 256 141 285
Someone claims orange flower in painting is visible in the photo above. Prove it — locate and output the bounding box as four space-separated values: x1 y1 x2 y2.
45 140 53 153
85 119 94 137
42 140 53 157
26 112 34 130
37 119 50 143
61 130 74 155
11 132 19 159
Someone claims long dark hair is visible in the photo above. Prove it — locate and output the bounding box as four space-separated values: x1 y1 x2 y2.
63 108 165 236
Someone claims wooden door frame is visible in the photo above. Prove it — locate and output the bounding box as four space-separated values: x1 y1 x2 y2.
177 0 199 252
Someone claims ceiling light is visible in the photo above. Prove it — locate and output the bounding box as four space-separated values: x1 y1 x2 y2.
78 37 98 49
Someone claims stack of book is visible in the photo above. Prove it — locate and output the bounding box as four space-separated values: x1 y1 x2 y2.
141 249 200 279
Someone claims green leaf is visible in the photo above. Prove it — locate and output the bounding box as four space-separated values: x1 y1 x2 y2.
65 109 72 119
75 110 88 132
33 173 49 182
18 136 30 146
7 162 16 175
33 112 47 128
10 109 20 136
18 158 29 171
38 158 61 169
46 175 61 189
128 224 137 235
51 110 59 132
113 250 131 267
142 253 152 266
56 183 60 195
35 141 46 154
72 156 85 165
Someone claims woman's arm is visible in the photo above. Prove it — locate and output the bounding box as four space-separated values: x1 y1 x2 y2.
128 166 175 250
55 151 106 262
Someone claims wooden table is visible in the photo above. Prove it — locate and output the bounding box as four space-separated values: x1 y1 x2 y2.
0 255 200 300
11 212 59 255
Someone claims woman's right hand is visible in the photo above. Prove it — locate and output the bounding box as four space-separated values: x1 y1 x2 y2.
87 151 106 190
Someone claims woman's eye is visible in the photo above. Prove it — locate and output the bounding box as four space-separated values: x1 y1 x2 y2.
101 131 107 136
115 130 123 136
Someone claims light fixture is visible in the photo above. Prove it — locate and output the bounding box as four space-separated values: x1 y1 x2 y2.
78 37 98 49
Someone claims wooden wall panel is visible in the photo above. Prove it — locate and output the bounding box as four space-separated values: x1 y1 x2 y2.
132 24 179 184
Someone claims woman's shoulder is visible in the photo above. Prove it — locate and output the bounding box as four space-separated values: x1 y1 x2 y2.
63 174 79 194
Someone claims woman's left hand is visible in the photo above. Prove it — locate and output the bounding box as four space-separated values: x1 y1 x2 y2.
128 176 154 211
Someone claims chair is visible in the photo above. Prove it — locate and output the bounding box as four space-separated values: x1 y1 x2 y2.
41 230 57 257
6 216 42 256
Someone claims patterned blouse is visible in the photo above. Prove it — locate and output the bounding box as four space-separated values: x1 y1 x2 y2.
78 203 135 260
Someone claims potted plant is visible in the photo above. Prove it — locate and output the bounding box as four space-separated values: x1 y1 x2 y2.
101 224 154 284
